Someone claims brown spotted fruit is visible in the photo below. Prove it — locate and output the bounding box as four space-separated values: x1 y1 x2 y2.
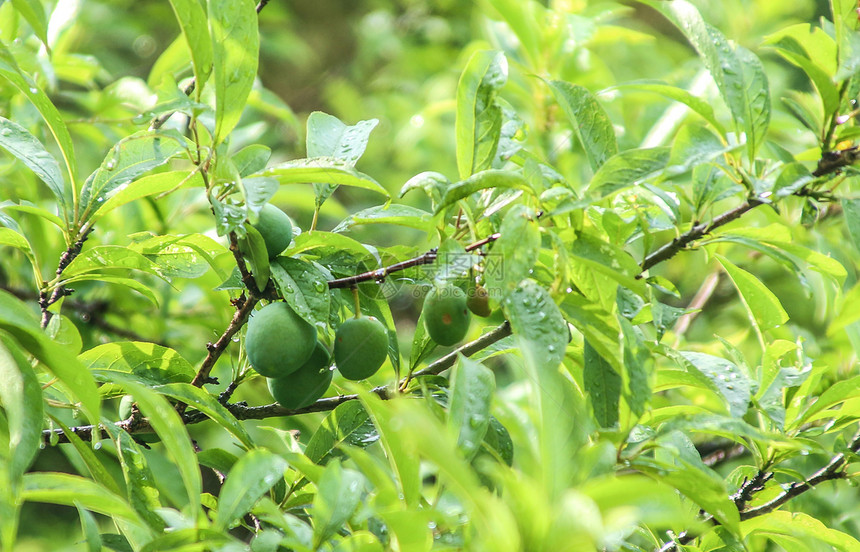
423 285 471 346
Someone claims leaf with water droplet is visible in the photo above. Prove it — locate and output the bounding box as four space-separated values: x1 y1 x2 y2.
270 257 331 327
447 354 495 461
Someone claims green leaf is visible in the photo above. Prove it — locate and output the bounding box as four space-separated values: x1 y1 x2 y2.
241 177 279 218
233 144 271 177
306 111 379 207
569 231 646 309
484 205 539 297
305 401 377 465
587 147 670 198
359 395 421 507
312 460 365 547
158 383 254 449
10 0 49 47
90 171 203 223
75 501 102 552
0 42 77 192
447 354 495 461
78 130 191 222
548 80 618 171
764 26 839 113
22 473 143 526
741 511 860 550
0 291 100 427
60 275 160 306
484 0 540 66
504 279 568 373
332 204 434 234
210 0 259 142
583 339 621 428
254 157 388 197
62 245 164 279
679 351 751 418
270 256 331 327
129 232 227 281
437 169 533 213
116 432 165 531
0 227 33 257
0 116 68 215
665 124 735 177
215 449 287 531
647 0 770 160
560 293 623 371
50 416 122 496
633 456 740 535
456 50 507 179
843 198 860 253
621 318 651 418
80 341 195 386
167 0 213 89
716 255 789 333
0 336 43 486
103 375 201 520
481 417 514 466
612 81 726 136
242 225 270 292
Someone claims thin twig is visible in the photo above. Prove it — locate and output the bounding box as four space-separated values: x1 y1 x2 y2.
39 227 94 328
672 271 722 344
327 233 500 289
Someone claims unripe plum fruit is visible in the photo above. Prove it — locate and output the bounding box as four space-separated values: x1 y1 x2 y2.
466 284 492 317
334 315 389 381
246 302 316 378
243 203 294 259
423 285 471 346
268 342 333 409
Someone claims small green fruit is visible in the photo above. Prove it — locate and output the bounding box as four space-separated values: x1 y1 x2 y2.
466 284 492 317
243 203 294 259
246 302 316 378
268 342 333 409
423 285 471 346
119 394 134 420
334 316 389 380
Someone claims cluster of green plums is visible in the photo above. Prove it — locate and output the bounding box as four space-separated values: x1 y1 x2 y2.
242 204 495 409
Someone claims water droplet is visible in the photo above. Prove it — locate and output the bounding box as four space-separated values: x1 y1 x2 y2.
28 86 38 94
106 160 116 171
314 281 327 292
0 128 11 136
94 441 102 450
548 345 556 353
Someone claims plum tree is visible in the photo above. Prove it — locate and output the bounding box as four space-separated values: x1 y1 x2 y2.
246 302 316 377
267 342 333 409
334 315 389 380
423 285 471 346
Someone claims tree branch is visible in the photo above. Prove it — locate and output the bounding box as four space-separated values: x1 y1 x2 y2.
327 233 500 289
40 227 94 328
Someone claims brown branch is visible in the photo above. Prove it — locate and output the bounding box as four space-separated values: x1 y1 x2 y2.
327 233 500 289
40 227 94 328
189 293 259 388
639 198 764 276
672 271 722 342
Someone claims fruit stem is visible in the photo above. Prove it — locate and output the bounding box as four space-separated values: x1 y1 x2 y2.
310 208 319 233
351 286 361 318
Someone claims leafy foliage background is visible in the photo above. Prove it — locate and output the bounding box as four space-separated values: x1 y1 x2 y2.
2 0 860 551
